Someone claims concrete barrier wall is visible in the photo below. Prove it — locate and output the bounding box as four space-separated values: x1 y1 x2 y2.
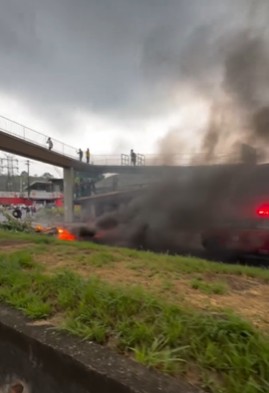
0 307 198 393
0 314 130 393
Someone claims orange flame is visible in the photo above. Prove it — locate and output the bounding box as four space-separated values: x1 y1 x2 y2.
57 227 76 241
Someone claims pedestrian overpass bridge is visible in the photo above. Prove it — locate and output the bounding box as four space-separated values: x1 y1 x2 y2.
0 128 194 175
0 117 193 222
0 115 249 222
0 115 201 174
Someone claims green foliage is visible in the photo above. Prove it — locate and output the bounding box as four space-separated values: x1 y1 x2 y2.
65 318 107 344
86 251 119 267
191 278 228 295
132 336 188 373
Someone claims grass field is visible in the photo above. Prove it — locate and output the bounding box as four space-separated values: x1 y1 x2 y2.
0 230 269 393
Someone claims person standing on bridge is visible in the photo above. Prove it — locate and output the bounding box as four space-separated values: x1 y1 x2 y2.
86 148 90 164
78 148 83 161
46 137 53 150
130 149 137 166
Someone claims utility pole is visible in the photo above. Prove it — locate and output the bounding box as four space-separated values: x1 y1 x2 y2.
26 160 30 198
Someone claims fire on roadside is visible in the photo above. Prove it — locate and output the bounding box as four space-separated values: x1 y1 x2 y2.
57 227 76 241
33 224 77 241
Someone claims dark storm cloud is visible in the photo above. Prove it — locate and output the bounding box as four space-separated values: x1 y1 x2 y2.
0 0 248 127
1 0 269 148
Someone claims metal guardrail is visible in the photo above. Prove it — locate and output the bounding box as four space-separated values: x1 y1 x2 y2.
0 115 146 166
0 115 78 159
0 115 245 167
121 154 129 166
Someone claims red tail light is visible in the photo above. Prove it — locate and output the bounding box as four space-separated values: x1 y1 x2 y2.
257 204 269 216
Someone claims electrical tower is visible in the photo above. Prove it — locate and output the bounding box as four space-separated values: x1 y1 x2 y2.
0 154 19 191
0 155 19 176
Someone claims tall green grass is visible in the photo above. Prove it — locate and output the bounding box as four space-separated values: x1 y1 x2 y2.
0 250 268 393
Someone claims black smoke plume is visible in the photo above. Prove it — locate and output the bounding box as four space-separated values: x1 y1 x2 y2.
93 164 269 253
90 1 269 253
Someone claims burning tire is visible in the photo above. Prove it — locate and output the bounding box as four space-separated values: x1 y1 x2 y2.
12 209 22 219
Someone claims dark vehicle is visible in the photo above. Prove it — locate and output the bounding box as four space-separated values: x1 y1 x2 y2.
202 204 269 259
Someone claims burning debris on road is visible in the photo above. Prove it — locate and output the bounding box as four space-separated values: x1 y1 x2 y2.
34 225 76 241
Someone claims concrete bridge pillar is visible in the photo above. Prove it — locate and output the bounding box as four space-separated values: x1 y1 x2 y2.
64 167 74 223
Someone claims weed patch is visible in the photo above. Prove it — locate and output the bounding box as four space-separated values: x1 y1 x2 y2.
191 278 228 295
132 336 188 374
87 251 119 267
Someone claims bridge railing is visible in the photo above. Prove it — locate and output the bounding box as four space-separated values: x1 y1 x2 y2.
139 153 242 166
0 115 244 166
90 155 124 166
121 154 129 166
91 153 244 167
0 115 78 159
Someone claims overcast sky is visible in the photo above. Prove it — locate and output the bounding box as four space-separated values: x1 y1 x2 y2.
0 0 268 175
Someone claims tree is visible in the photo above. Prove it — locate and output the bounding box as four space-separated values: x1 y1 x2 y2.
20 171 28 177
42 172 54 179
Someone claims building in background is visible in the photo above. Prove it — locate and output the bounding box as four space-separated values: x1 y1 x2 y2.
0 176 63 206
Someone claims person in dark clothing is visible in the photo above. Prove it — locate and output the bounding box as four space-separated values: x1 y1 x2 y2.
130 149 137 166
46 137 53 150
78 149 83 161
86 148 90 164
